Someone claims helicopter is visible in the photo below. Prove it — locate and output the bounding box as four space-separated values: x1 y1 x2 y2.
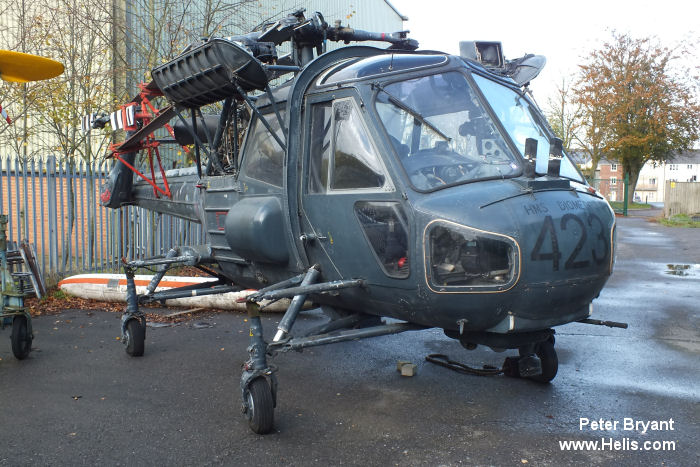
93 9 626 434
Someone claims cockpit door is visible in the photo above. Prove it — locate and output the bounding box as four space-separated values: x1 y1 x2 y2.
299 93 410 282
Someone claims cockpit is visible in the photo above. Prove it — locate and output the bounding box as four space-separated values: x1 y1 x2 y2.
313 53 585 192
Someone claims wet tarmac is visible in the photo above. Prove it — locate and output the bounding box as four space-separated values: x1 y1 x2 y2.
0 215 698 466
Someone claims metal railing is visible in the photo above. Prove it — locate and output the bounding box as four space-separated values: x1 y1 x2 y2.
0 155 204 285
589 175 631 215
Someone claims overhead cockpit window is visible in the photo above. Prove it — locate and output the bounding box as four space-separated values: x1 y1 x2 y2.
375 72 520 191
241 112 285 187
321 54 448 85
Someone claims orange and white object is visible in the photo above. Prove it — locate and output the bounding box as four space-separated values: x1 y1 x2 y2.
58 274 291 312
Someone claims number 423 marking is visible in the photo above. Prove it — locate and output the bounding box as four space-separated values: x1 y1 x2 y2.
530 214 609 271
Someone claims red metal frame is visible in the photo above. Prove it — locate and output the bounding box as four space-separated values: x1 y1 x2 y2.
112 142 172 198
107 82 191 199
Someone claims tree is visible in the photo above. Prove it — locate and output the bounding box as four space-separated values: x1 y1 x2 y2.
545 77 582 155
575 32 700 201
0 0 53 160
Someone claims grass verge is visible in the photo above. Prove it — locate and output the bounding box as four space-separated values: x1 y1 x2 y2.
609 201 653 211
658 214 700 228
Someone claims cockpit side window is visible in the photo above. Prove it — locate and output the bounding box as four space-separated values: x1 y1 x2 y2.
309 102 332 193
309 97 389 193
331 99 386 190
240 111 285 187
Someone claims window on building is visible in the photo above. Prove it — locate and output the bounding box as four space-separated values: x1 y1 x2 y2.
688 164 693 169
610 177 617 185
669 164 678 171
650 178 656 185
611 164 618 171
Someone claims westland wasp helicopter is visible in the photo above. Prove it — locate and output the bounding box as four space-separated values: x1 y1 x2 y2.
93 9 625 434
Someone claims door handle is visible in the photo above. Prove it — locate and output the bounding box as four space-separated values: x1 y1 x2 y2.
300 233 327 243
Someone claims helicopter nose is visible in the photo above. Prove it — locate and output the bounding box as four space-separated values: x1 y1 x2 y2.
497 193 615 326
517 196 615 280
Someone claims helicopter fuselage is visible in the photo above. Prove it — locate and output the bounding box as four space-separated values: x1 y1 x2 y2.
130 48 615 337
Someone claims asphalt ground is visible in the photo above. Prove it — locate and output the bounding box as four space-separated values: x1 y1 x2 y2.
1 212 698 466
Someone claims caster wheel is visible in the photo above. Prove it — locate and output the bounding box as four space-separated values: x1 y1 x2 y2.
125 319 145 357
529 339 558 383
245 378 274 434
11 315 32 360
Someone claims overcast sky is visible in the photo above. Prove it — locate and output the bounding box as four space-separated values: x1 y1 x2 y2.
393 0 698 107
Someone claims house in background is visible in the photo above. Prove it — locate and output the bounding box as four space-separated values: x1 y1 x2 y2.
634 161 665 203
594 158 623 201
595 150 700 203
635 150 700 203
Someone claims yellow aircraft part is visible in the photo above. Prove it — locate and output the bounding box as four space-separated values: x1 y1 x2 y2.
0 50 64 82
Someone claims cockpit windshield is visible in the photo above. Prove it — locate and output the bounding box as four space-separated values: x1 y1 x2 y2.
375 72 520 191
472 74 584 183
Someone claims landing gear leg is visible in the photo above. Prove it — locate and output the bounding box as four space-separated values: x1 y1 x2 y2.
240 301 277 434
121 265 146 357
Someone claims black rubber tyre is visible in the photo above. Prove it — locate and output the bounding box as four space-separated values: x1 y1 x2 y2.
125 319 145 357
245 378 274 434
529 340 558 383
11 315 32 360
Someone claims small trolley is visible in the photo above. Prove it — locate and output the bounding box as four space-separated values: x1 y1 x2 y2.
0 215 33 360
